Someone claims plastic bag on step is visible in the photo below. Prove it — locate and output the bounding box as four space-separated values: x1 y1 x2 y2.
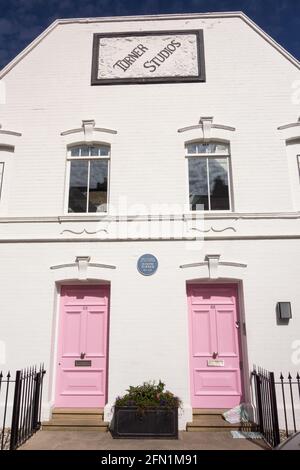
222 404 249 424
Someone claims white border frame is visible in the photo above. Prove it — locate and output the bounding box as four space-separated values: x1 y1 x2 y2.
64 143 111 216
185 141 233 213
0 162 4 200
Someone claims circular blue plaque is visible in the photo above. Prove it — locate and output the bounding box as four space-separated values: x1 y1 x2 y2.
137 254 158 276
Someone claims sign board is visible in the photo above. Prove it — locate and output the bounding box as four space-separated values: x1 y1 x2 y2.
137 254 158 276
75 360 92 367
91 30 205 85
207 359 225 367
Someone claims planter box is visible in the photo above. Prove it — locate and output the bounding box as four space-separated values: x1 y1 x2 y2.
110 406 178 439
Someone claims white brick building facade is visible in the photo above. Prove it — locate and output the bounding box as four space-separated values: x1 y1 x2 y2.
0 12 299 429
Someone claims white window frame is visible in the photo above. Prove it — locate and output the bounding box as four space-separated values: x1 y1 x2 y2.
0 162 4 199
64 143 111 215
185 141 233 212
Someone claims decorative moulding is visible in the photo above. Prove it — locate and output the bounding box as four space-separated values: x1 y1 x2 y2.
278 118 300 141
180 255 247 279
76 256 91 280
205 254 220 279
50 256 116 280
60 120 117 147
60 120 117 138
177 116 236 143
0 124 22 147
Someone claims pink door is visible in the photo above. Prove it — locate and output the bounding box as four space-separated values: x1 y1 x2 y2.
187 284 243 408
55 285 109 407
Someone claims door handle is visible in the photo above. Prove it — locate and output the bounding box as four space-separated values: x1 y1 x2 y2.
235 321 240 329
80 352 86 359
212 352 218 359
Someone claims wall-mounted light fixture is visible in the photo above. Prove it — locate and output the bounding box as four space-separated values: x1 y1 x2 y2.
277 302 292 320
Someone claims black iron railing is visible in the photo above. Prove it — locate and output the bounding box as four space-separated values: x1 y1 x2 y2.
0 365 46 450
252 367 300 448
277 372 300 439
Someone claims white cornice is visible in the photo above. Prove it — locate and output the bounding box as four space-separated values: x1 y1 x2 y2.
0 12 299 79
1 235 300 243
1 211 300 224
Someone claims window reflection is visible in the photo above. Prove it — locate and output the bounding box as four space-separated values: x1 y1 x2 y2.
68 161 88 212
68 145 109 213
188 158 208 210
188 145 231 211
209 158 230 210
88 160 108 212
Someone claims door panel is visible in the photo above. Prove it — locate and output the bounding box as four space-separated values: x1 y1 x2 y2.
55 285 109 407
188 284 243 408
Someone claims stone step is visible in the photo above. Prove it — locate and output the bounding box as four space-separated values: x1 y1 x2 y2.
189 414 241 428
192 408 228 416
187 424 240 432
42 407 108 431
42 423 108 432
42 419 108 431
49 415 104 423
52 408 104 416
187 411 257 432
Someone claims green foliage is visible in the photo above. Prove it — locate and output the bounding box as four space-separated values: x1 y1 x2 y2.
115 380 181 409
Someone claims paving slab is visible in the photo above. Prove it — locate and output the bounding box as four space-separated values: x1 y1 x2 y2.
20 430 268 450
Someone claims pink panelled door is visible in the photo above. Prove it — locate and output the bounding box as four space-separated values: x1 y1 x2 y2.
187 284 243 408
55 285 109 407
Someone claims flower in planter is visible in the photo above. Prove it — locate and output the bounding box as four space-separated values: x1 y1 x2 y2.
114 380 182 410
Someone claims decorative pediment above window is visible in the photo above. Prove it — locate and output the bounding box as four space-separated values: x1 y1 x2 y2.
278 118 300 142
0 124 22 147
60 120 117 146
177 116 236 143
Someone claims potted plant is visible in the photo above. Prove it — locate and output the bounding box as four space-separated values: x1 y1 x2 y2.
110 380 181 439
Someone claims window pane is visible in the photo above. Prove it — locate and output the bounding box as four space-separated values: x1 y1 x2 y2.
209 158 230 210
70 147 80 157
188 158 209 210
90 146 99 156
215 143 229 154
68 161 88 212
80 146 89 157
186 143 198 154
88 160 108 212
100 146 110 156
186 142 229 154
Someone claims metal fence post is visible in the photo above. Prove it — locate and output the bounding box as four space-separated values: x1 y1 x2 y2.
10 370 22 450
32 372 41 431
269 371 280 447
253 370 264 435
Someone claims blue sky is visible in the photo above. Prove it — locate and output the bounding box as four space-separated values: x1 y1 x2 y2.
0 0 299 69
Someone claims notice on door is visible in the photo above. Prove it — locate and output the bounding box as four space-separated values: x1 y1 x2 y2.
207 359 225 367
91 30 205 85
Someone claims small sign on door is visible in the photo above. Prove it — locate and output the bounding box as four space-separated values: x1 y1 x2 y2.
207 359 225 367
75 360 92 367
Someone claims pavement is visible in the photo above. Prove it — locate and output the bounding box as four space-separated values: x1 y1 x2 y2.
20 430 268 450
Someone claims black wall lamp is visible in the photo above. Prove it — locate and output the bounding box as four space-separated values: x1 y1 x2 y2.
277 302 292 320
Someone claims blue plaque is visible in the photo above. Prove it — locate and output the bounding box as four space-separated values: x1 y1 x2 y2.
137 254 158 276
